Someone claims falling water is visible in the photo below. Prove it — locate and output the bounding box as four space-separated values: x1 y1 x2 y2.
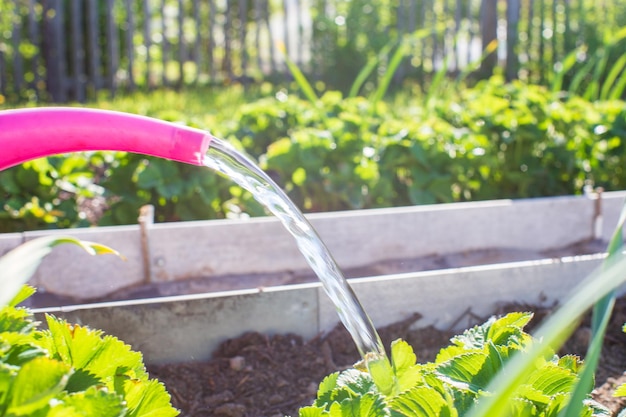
204 137 388 364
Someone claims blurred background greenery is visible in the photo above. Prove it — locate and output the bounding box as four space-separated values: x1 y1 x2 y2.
1 0 625 232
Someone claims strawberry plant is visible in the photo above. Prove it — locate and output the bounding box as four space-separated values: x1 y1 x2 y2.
0 237 178 416
2 77 625 231
300 312 610 416
300 200 626 417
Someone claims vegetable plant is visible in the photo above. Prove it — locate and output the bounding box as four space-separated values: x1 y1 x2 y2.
301 312 611 416
0 236 178 416
299 201 626 417
2 75 625 231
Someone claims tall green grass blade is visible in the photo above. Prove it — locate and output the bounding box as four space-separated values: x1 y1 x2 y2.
551 47 582 93
582 28 626 101
425 54 451 108
424 29 465 107
609 65 626 100
370 39 410 106
568 53 598 97
583 49 611 101
560 295 614 417
606 26 626 45
599 53 626 100
348 39 397 98
279 43 319 105
0 236 122 307
561 199 626 417
368 29 431 106
466 249 626 417
455 39 498 88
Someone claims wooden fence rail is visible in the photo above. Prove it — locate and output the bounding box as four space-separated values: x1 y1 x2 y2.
0 0 616 102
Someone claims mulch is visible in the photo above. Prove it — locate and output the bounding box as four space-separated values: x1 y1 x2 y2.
148 297 626 417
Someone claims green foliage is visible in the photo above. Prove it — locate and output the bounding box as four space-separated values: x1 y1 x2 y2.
300 312 609 416
560 199 626 417
0 235 120 308
96 154 234 225
553 28 626 101
250 76 626 211
309 0 398 94
0 301 177 417
0 237 177 416
0 157 90 232
2 76 626 231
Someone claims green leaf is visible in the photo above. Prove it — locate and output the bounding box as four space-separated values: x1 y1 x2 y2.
486 312 533 344
390 385 454 417
39 316 146 392
336 393 388 417
300 405 328 417
336 369 378 397
437 352 490 393
319 372 340 393
514 384 551 408
6 356 71 415
136 162 163 189
348 38 398 99
599 53 626 100
121 378 178 417
390 339 422 393
292 167 307 186
557 355 583 374
437 343 505 394
0 306 36 334
47 386 126 417
38 316 177 416
0 236 122 308
7 285 36 308
509 397 538 417
562 199 626 417
391 339 416 375
526 363 576 396
65 369 104 394
0 333 46 367
466 252 626 417
315 372 341 407
0 364 15 406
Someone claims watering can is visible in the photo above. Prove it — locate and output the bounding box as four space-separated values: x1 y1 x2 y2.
0 106 389 367
0 107 211 170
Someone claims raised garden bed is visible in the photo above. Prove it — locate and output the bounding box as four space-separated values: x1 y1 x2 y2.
145 298 626 417
2 191 626 415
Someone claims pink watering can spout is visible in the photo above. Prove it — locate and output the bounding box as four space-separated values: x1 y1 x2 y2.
0 107 212 171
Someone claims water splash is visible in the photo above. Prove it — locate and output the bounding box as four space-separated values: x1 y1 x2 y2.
204 137 386 362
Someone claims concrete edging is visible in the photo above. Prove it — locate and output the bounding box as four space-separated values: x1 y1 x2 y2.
2 191 624 299
35 253 608 364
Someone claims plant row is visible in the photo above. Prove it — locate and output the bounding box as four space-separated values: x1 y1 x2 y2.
1 75 625 231
0 287 177 416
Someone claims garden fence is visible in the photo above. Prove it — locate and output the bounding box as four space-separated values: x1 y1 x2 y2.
0 0 620 102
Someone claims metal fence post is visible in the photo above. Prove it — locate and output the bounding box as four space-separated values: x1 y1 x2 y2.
43 0 67 102
480 0 498 76
506 0 521 81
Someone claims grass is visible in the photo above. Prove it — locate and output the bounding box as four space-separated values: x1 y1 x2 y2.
1 83 275 134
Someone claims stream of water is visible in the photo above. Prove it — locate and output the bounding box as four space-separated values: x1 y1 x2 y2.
203 137 388 365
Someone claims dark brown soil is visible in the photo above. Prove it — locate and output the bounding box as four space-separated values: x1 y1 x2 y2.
148 297 626 417
25 239 625 416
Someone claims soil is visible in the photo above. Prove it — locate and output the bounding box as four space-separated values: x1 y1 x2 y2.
27 239 626 416
147 295 626 417
30 239 609 306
